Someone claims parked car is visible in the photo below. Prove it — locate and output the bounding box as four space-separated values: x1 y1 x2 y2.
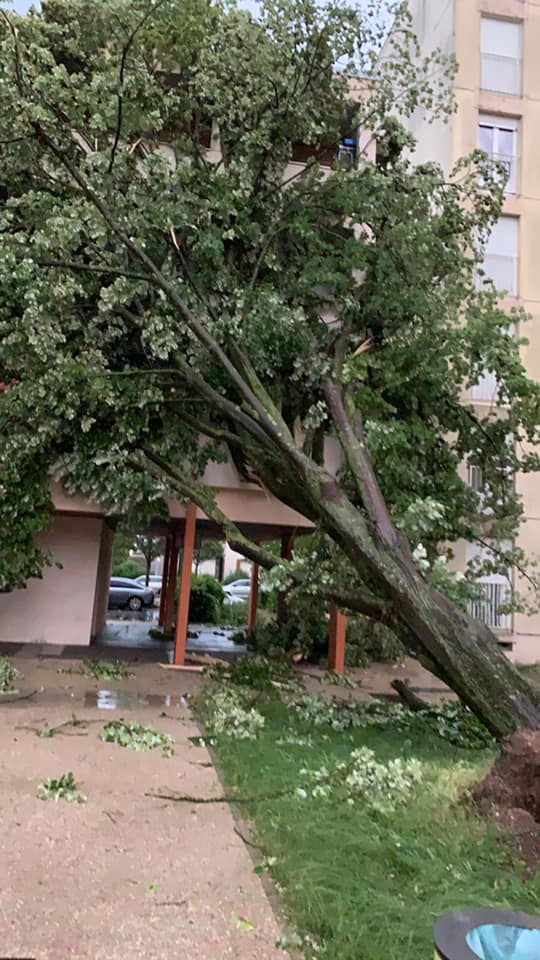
108 577 155 612
223 578 252 604
135 574 162 599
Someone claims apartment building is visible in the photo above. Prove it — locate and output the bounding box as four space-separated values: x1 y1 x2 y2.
398 0 540 661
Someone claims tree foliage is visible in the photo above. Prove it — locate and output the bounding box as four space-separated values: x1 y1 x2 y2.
1 0 539 733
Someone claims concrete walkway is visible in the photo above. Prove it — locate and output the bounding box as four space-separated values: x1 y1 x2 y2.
0 656 282 960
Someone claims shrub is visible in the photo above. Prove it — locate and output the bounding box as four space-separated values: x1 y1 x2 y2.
345 617 406 667
188 574 225 623
245 595 405 667
222 600 249 628
112 559 143 579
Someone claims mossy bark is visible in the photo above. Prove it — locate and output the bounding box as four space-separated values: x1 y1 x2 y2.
253 445 540 740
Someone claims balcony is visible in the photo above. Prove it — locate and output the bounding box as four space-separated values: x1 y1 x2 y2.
468 581 512 631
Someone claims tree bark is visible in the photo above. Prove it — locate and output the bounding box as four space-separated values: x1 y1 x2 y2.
246 444 540 740
391 680 431 712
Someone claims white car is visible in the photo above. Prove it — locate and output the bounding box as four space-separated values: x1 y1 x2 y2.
223 578 252 604
135 574 162 599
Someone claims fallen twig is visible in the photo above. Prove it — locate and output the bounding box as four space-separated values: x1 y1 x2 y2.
234 825 264 850
0 689 38 704
146 789 290 805
16 715 104 737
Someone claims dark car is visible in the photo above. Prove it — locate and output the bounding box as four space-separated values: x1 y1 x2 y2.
108 577 155 612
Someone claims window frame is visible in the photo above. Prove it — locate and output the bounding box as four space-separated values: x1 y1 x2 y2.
480 17 523 97
478 114 520 194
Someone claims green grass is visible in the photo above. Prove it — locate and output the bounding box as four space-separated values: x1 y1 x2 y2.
205 699 540 960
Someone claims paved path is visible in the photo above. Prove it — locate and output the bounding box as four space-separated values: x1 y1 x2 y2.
0 657 283 960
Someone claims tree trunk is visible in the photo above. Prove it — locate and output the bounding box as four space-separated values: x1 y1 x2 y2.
251 449 540 739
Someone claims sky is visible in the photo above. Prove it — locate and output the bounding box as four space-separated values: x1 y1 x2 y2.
7 0 33 10
6 0 391 15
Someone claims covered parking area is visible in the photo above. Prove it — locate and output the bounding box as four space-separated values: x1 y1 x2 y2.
0 466 349 672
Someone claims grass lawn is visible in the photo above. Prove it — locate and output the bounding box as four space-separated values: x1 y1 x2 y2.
201 694 540 960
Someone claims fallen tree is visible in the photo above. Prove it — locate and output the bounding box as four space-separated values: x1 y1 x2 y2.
1 0 540 736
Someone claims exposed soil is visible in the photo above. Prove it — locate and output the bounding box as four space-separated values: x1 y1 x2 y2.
472 729 540 870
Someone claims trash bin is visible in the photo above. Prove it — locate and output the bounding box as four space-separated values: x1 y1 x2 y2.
434 909 540 960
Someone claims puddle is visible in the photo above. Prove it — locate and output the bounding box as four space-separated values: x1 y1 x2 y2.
84 689 189 710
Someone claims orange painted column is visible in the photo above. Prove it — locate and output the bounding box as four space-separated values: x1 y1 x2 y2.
163 538 179 633
174 504 197 666
247 562 260 631
328 607 347 675
158 536 171 627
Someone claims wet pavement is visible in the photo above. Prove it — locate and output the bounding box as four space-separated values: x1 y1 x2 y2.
99 617 247 656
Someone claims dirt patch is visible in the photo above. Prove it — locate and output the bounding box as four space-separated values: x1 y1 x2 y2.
472 729 540 870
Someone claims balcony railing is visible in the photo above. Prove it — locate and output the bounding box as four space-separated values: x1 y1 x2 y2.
467 464 484 492
471 369 499 403
468 581 512 631
487 151 519 194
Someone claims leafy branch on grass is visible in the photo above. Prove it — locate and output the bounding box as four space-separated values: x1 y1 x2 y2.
147 748 424 812
81 659 134 680
37 771 86 803
101 720 174 757
0 656 19 694
291 694 494 750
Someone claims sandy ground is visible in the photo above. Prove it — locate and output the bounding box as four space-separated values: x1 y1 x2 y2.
0 652 460 960
0 657 283 960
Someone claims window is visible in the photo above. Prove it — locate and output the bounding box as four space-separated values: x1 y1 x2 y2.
481 18 522 96
478 115 519 194
483 216 519 296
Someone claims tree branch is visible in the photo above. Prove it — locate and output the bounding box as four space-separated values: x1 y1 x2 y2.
138 447 391 620
108 0 169 173
324 379 398 546
37 259 152 283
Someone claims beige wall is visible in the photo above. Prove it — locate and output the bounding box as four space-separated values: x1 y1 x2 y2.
0 515 104 647
405 0 540 662
385 0 455 170
454 0 540 662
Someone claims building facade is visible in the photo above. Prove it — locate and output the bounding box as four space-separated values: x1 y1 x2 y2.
400 0 540 662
